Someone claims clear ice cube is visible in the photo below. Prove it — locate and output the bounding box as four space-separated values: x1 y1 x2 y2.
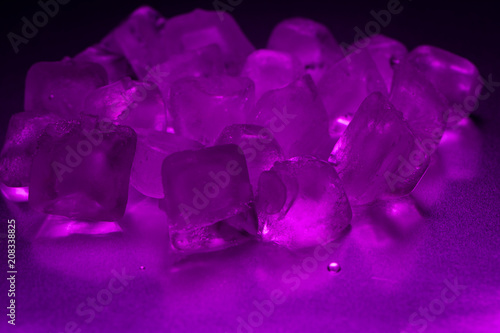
256 156 351 248
29 117 137 221
330 92 430 205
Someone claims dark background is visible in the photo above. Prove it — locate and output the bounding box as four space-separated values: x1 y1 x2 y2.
0 0 498 142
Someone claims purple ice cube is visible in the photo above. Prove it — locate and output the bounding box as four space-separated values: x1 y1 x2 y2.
106 6 169 79
0 112 60 199
330 92 430 205
169 75 255 144
131 130 203 198
240 49 304 101
256 156 351 248
84 77 167 132
364 35 408 92
318 48 387 138
390 57 449 144
24 58 108 119
404 45 481 126
161 144 256 252
267 18 343 83
215 124 284 192
248 75 332 160
162 8 255 75
74 44 135 83
29 117 137 221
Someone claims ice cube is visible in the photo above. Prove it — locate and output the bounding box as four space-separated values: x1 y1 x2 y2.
404 45 481 126
29 116 137 221
364 35 408 92
390 57 448 144
248 75 332 159
215 124 283 192
256 156 351 248
267 18 343 83
84 77 166 132
74 44 135 83
0 112 60 198
240 49 304 101
317 48 387 138
161 144 256 252
24 58 108 119
131 130 203 198
169 75 255 144
107 6 169 79
162 8 255 75
330 92 430 205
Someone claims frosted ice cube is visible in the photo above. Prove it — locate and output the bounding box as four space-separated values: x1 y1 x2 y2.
256 156 351 248
267 18 343 83
24 59 108 119
84 77 166 132
241 49 304 101
29 116 137 221
162 8 255 75
169 75 255 144
317 48 387 138
248 75 332 159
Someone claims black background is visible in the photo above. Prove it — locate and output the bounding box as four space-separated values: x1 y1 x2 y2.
0 0 499 141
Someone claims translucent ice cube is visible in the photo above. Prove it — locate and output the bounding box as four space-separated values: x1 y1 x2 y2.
215 124 284 192
169 75 255 144
364 35 408 92
162 8 255 75
0 112 60 196
74 44 135 83
330 92 430 205
29 117 137 221
24 59 108 119
390 57 449 144
317 48 387 138
131 130 203 198
84 77 166 132
161 144 256 252
404 45 481 126
248 75 332 159
241 49 304 101
267 18 343 83
107 6 169 79
256 156 351 248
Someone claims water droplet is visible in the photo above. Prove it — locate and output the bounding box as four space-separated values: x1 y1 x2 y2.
49 94 54 99
327 262 341 273
140 266 145 270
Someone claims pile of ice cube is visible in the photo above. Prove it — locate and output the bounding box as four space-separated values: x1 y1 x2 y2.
0 6 481 252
